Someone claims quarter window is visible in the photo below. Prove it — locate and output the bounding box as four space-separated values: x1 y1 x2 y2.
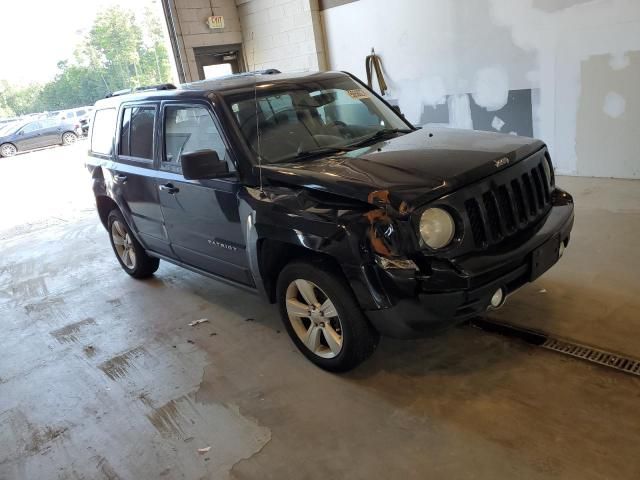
91 108 117 155
119 106 155 160
163 105 231 170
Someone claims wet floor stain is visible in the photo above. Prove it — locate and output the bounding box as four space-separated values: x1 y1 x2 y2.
92 455 122 480
26 425 68 455
2 259 38 281
24 296 65 315
9 276 49 300
98 346 147 380
50 318 96 344
145 396 195 438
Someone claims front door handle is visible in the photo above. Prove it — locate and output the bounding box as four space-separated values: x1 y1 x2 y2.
114 174 128 184
159 183 179 194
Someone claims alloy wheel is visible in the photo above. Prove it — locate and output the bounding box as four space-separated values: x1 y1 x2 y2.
285 279 343 358
1 144 17 157
111 220 137 269
63 132 77 145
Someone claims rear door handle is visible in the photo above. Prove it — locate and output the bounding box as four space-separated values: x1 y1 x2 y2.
159 183 179 194
114 174 128 184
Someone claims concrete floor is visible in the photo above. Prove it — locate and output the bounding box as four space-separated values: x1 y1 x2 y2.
1 144 640 479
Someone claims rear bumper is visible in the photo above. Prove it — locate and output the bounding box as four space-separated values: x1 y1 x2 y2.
365 190 574 339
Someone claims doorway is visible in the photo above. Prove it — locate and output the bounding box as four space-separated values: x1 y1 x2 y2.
193 44 244 80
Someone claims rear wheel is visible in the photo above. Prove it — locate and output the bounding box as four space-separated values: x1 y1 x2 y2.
107 209 159 279
62 132 77 145
277 260 379 372
0 143 17 157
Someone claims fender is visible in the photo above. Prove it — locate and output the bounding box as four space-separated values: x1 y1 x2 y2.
238 185 394 310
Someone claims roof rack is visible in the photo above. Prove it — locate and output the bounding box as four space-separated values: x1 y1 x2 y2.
105 83 177 98
187 69 283 86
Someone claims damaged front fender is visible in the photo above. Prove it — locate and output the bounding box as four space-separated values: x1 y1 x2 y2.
238 185 406 309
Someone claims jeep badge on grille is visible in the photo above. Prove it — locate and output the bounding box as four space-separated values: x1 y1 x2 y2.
494 157 510 168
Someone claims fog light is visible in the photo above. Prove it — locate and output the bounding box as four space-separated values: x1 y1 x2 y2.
559 241 565 258
490 288 505 309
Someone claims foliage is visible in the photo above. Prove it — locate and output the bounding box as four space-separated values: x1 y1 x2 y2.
0 5 173 117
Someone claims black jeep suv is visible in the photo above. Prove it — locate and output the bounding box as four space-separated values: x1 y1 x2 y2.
87 71 574 371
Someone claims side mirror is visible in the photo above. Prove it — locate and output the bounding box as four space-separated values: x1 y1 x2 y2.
181 150 229 180
18 130 24 136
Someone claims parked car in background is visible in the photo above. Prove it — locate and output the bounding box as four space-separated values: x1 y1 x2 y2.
58 107 94 136
0 117 82 157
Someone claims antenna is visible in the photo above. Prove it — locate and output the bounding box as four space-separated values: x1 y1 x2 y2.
252 32 264 196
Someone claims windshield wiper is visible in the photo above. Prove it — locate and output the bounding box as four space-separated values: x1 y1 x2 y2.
348 128 413 149
280 146 350 163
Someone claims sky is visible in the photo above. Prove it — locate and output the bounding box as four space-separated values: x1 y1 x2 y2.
0 0 168 86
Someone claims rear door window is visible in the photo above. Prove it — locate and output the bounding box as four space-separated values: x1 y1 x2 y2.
91 108 117 155
119 105 156 160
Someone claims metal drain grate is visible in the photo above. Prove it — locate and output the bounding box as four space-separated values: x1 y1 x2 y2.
542 338 640 376
470 318 640 377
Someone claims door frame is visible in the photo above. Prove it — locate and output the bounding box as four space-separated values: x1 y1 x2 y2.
193 44 245 80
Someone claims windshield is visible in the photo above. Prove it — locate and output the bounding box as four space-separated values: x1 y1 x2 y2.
226 75 411 164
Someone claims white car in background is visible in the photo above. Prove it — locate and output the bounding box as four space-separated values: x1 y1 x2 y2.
57 107 94 136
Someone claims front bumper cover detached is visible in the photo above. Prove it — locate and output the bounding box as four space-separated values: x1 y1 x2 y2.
365 189 574 339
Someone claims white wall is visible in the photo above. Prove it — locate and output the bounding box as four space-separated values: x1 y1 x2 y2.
322 0 640 178
236 0 327 72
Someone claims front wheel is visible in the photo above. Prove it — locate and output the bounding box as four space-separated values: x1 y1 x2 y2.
0 143 17 157
62 132 77 145
277 260 379 372
107 209 160 279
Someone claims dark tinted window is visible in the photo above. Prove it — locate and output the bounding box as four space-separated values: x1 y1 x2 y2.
164 105 228 168
91 109 117 155
119 106 155 160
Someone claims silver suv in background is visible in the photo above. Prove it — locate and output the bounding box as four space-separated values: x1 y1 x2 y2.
58 107 94 136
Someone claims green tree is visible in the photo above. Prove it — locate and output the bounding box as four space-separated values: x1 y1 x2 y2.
85 5 172 92
37 62 108 111
139 6 172 85
0 81 16 117
0 81 43 116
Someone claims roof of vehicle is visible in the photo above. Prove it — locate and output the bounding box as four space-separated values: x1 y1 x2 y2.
93 70 349 108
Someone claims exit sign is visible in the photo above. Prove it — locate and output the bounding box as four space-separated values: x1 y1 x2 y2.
207 16 225 29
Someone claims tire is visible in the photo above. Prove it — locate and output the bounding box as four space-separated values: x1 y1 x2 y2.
62 132 77 145
277 260 379 372
107 209 160 279
0 143 17 157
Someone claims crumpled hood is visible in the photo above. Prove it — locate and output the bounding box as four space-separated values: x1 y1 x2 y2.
259 127 545 212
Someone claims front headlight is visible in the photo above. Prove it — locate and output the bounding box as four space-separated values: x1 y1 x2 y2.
419 208 455 249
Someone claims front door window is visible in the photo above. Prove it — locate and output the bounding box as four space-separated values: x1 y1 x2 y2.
163 104 233 172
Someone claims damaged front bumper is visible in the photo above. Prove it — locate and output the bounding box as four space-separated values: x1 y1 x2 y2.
362 191 575 339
